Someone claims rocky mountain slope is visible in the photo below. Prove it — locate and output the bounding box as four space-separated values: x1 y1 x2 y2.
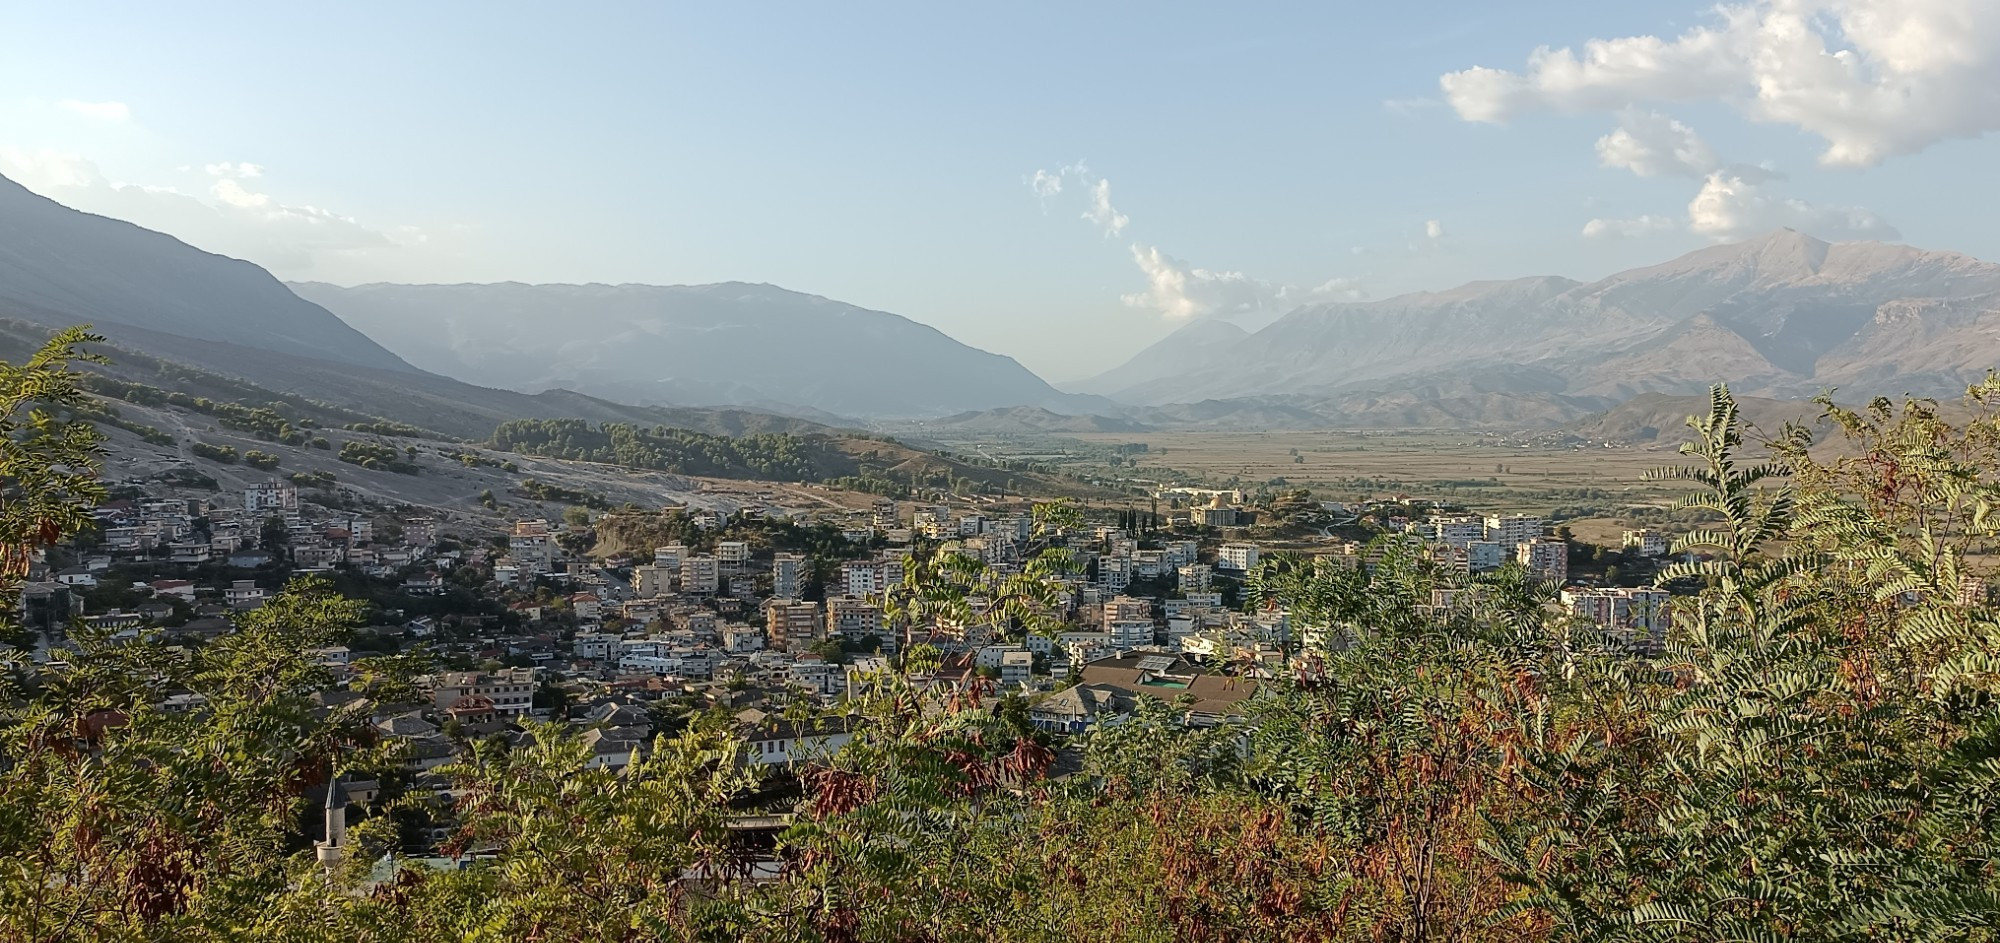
291 281 1105 419
1082 231 2000 420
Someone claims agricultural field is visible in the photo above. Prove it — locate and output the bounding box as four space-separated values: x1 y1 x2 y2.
935 428 1710 530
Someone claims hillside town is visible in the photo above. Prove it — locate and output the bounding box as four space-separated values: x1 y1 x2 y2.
19 474 1696 864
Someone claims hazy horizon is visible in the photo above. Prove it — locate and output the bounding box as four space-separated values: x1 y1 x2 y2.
5 1 1997 379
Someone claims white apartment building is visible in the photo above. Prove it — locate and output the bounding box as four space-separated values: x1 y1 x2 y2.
1562 587 1672 641
1430 516 1487 548
773 553 805 600
1623 529 1671 557
1465 540 1508 572
1178 563 1213 592
1485 514 1544 547
826 595 883 639
998 649 1034 689
510 520 556 574
1217 543 1260 573
716 540 751 571
245 480 300 514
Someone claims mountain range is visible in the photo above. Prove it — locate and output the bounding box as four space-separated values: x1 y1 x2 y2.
289 281 1100 419
7 165 2000 435
1078 230 2000 423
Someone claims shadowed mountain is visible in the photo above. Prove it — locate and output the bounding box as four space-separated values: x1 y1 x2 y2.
0 173 416 373
0 172 833 439
291 281 1111 419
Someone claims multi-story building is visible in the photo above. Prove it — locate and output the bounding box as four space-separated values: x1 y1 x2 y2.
510 520 556 575
403 517 438 549
1465 540 1508 572
998 649 1034 689
1106 618 1154 649
245 480 300 515
766 600 823 651
913 506 952 539
1430 515 1487 548
1561 587 1672 643
716 540 751 572
573 632 620 661
1177 563 1213 592
633 564 672 598
1622 528 1671 557
681 555 720 595
1103 596 1151 625
826 595 884 640
654 543 688 568
1217 543 1260 573
1517 538 1569 584
1098 555 1132 593
433 667 537 716
772 553 806 599
842 560 885 597
1485 514 1544 547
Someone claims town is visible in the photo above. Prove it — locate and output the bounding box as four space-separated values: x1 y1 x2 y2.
18 470 1700 866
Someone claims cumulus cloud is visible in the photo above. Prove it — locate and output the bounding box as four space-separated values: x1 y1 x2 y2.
1581 215 1682 238
1686 171 1899 241
1121 244 1362 322
1424 219 1447 240
56 99 132 122
1083 178 1129 236
0 147 398 274
1595 109 1719 177
1440 0 2000 167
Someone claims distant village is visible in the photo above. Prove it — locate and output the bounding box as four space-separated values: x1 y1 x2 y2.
20 475 1702 860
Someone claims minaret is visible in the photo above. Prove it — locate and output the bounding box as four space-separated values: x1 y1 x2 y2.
316 773 347 873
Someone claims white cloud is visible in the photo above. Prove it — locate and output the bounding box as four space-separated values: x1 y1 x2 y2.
1028 168 1063 199
1595 109 1719 177
1424 219 1447 240
1581 215 1682 238
1121 244 1362 322
0 146 107 191
1686 171 1899 241
205 161 264 179
1083 178 1129 236
55 99 132 122
1439 0 2000 167
0 148 398 274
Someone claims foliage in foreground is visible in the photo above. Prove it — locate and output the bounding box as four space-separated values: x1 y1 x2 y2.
2 326 1999 942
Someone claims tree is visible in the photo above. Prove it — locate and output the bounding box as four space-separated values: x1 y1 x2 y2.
260 514 291 553
0 327 107 643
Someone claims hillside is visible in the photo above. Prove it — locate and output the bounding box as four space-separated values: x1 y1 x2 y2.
0 174 415 373
0 173 842 440
292 281 1109 419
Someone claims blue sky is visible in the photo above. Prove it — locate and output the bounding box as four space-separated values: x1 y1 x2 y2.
4 1 1997 381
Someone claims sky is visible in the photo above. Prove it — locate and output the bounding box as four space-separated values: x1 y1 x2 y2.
3 1 1998 382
